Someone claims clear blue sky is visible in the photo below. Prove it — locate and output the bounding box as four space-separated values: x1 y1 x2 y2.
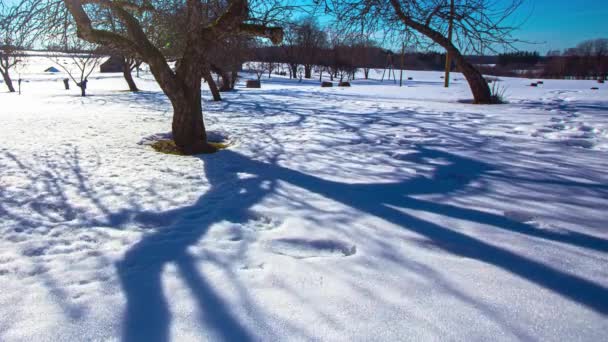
305 0 608 54
510 0 608 53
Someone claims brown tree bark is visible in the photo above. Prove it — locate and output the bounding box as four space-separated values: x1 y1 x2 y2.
165 70 216 154
1 70 16 92
122 59 139 92
203 69 222 101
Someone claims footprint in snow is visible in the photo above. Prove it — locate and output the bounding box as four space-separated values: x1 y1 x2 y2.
269 238 356 259
503 210 537 223
563 139 595 149
245 213 282 232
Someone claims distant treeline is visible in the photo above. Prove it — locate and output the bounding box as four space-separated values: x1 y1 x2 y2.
497 51 541 67
251 38 607 81
481 39 608 80
252 46 498 75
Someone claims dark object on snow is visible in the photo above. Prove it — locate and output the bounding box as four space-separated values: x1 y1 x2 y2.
408 77 413 80
321 81 333 87
537 81 544 84
530 83 538 87
338 81 351 87
100 56 124 73
246 80 261 88
440 76 445 79
76 79 88 96
45 67 59 73
591 87 599 90
599 79 605 84
63 78 70 90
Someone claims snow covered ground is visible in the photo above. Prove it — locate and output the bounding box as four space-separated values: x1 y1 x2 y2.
1 62 607 341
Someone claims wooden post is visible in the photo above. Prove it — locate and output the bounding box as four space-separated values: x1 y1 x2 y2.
399 43 405 87
444 0 455 88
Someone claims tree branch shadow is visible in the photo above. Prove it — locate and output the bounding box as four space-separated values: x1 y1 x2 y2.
115 144 608 341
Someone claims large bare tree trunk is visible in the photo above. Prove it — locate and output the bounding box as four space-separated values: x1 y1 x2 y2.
165 54 216 154
168 82 215 154
1 70 16 93
122 61 139 92
450 50 491 103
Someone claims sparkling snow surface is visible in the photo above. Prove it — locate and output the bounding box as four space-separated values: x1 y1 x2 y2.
1 62 607 341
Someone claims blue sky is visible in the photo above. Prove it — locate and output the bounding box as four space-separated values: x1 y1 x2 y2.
303 0 607 54
6 0 605 54
510 0 608 53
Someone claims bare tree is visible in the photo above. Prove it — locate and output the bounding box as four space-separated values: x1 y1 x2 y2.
280 22 301 79
293 16 327 78
326 0 524 104
0 0 42 92
245 61 265 81
208 35 253 93
351 38 379 79
58 0 283 154
121 55 142 92
48 38 104 96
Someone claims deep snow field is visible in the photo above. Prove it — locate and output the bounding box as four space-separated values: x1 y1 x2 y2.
1 59 607 341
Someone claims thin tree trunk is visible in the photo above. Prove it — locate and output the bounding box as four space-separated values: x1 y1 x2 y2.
123 62 139 92
218 71 232 92
203 69 222 101
290 64 297 79
79 85 86 96
444 0 454 88
304 65 312 79
1 70 16 93
230 70 238 88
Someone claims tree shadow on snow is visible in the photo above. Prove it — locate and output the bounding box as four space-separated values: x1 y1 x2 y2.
115 145 608 341
3 83 608 340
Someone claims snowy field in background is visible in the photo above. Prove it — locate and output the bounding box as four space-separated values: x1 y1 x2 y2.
1 62 607 341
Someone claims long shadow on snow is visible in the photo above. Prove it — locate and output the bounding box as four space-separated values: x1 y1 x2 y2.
118 146 608 342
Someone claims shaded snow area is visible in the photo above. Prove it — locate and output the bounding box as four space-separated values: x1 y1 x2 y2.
1 65 607 341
